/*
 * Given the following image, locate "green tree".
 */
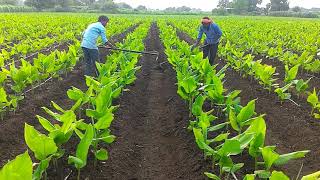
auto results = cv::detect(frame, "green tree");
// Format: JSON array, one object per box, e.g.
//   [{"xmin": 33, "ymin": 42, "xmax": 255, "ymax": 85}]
[
  {"xmin": 56, "ymin": 0, "xmax": 72, "ymax": 7},
  {"xmin": 217, "ymin": 0, "xmax": 230, "ymax": 9},
  {"xmin": 135, "ymin": 5, "xmax": 147, "ymax": 11},
  {"xmin": 248, "ymin": 0, "xmax": 262, "ymax": 12},
  {"xmin": 24, "ymin": 0, "xmax": 55, "ymax": 10},
  {"xmin": 116, "ymin": 2, "xmax": 132, "ymax": 9},
  {"xmin": 232, "ymin": 0, "xmax": 249, "ymax": 13},
  {"xmin": 0, "ymin": 0, "xmax": 19, "ymax": 5},
  {"xmin": 292, "ymin": 6, "xmax": 301, "ymax": 12},
  {"xmin": 270, "ymin": 0, "xmax": 289, "ymax": 11}
]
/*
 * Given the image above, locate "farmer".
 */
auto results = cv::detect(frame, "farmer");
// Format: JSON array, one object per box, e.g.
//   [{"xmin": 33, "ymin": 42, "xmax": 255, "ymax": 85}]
[
  {"xmin": 191, "ymin": 17, "xmax": 222, "ymax": 65},
  {"xmin": 81, "ymin": 15, "xmax": 115, "ymax": 76}
]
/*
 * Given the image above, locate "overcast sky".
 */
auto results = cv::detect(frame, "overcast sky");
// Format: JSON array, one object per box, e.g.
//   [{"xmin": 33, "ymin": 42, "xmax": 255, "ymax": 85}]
[{"xmin": 114, "ymin": 0, "xmax": 320, "ymax": 11}]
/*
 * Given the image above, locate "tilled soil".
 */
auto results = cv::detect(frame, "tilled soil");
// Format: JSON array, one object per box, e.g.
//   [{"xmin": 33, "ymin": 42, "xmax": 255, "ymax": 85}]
[
  {"xmin": 0, "ymin": 23, "xmax": 139, "ymax": 168},
  {"xmin": 175, "ymin": 27, "xmax": 320, "ymax": 178},
  {"xmin": 0, "ymin": 23, "xmax": 210, "ymax": 180},
  {"xmin": 75, "ymin": 22, "xmax": 210, "ymax": 180}
]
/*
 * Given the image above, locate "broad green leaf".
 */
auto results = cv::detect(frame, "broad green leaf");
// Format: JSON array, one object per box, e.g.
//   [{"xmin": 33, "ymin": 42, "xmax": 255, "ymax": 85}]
[
  {"xmin": 237, "ymin": 100, "xmax": 256, "ymax": 125},
  {"xmin": 60, "ymin": 110, "xmax": 76, "ymax": 134},
  {"xmin": 68, "ymin": 124, "xmax": 94, "ymax": 169},
  {"xmin": 204, "ymin": 172, "xmax": 221, "ymax": 180},
  {"xmin": 261, "ymin": 146, "xmax": 279, "ymax": 170},
  {"xmin": 229, "ymin": 109, "xmax": 240, "ymax": 131},
  {"xmin": 218, "ymin": 139, "xmax": 242, "ymax": 156},
  {"xmin": 24, "ymin": 123, "xmax": 57, "ymax": 160},
  {"xmin": 33, "ymin": 158, "xmax": 51, "ymax": 180},
  {"xmin": 270, "ymin": 171, "xmax": 289, "ymax": 180},
  {"xmin": 208, "ymin": 122, "xmax": 229, "ymax": 132},
  {"xmin": 243, "ymin": 174, "xmax": 255, "ymax": 180},
  {"xmin": 301, "ymin": 171, "xmax": 320, "ymax": 180},
  {"xmin": 274, "ymin": 150, "xmax": 309, "ymax": 166},
  {"xmin": 37, "ymin": 115, "xmax": 56, "ymax": 132},
  {"xmin": 212, "ymin": 133, "xmax": 229, "ymax": 142},
  {"xmin": 0, "ymin": 151, "xmax": 32, "ymax": 180},
  {"xmin": 95, "ymin": 148, "xmax": 109, "ymax": 161},
  {"xmin": 51, "ymin": 101, "xmax": 65, "ymax": 113},
  {"xmin": 94, "ymin": 112, "xmax": 114, "ymax": 130},
  {"xmin": 254, "ymin": 170, "xmax": 271, "ymax": 179}
]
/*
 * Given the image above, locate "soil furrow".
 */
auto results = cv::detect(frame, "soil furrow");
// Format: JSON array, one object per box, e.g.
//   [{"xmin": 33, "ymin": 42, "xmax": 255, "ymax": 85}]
[
  {"xmin": 174, "ymin": 27, "xmax": 320, "ymax": 177},
  {"xmin": 0, "ymin": 23, "xmax": 140, "ymax": 169},
  {"xmin": 85, "ymin": 22, "xmax": 209, "ymax": 180}
]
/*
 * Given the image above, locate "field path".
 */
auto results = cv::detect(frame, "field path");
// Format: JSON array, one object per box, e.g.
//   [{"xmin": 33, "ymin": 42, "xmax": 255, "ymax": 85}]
[{"xmin": 86, "ymin": 22, "xmax": 209, "ymax": 180}]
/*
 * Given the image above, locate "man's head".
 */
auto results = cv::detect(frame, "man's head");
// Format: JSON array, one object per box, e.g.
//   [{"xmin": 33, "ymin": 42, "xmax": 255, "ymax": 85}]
[
  {"xmin": 98, "ymin": 15, "xmax": 109, "ymax": 27},
  {"xmin": 201, "ymin": 17, "xmax": 212, "ymax": 28}
]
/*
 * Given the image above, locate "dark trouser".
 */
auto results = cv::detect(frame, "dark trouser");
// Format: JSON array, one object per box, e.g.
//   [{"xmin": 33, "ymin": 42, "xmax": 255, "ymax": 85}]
[
  {"xmin": 203, "ymin": 43, "xmax": 219, "ymax": 65},
  {"xmin": 82, "ymin": 47, "xmax": 99, "ymax": 76}
]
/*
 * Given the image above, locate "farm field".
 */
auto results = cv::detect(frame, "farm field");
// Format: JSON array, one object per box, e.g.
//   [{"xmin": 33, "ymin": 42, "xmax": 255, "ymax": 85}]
[{"xmin": 0, "ymin": 13, "xmax": 320, "ymax": 180}]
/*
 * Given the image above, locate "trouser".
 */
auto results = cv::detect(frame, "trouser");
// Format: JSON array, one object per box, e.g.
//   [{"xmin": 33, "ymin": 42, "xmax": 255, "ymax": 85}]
[
  {"xmin": 203, "ymin": 43, "xmax": 219, "ymax": 65},
  {"xmin": 82, "ymin": 47, "xmax": 99, "ymax": 76}
]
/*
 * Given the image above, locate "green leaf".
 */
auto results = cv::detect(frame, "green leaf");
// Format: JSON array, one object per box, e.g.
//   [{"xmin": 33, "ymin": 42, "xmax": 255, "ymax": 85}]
[
  {"xmin": 301, "ymin": 171, "xmax": 320, "ymax": 180},
  {"xmin": 208, "ymin": 122, "xmax": 229, "ymax": 132},
  {"xmin": 237, "ymin": 100, "xmax": 256, "ymax": 125},
  {"xmin": 270, "ymin": 171, "xmax": 289, "ymax": 180},
  {"xmin": 192, "ymin": 95, "xmax": 205, "ymax": 116},
  {"xmin": 95, "ymin": 148, "xmax": 109, "ymax": 161},
  {"xmin": 94, "ymin": 112, "xmax": 114, "ymax": 130},
  {"xmin": 261, "ymin": 146, "xmax": 279, "ymax": 170},
  {"xmin": 243, "ymin": 174, "xmax": 255, "ymax": 180},
  {"xmin": 24, "ymin": 123, "xmax": 57, "ymax": 160},
  {"xmin": 307, "ymin": 88, "xmax": 319, "ymax": 108},
  {"xmin": 204, "ymin": 172, "xmax": 221, "ymax": 180},
  {"xmin": 222, "ymin": 163, "xmax": 244, "ymax": 173},
  {"xmin": 51, "ymin": 101, "xmax": 65, "ymax": 113},
  {"xmin": 229, "ymin": 109, "xmax": 240, "ymax": 132},
  {"xmin": 37, "ymin": 115, "xmax": 56, "ymax": 132},
  {"xmin": 68, "ymin": 124, "xmax": 94, "ymax": 169},
  {"xmin": 274, "ymin": 150, "xmax": 309, "ymax": 166},
  {"xmin": 60, "ymin": 110, "xmax": 76, "ymax": 134},
  {"xmin": 254, "ymin": 170, "xmax": 271, "ymax": 179},
  {"xmin": 0, "ymin": 151, "xmax": 33, "ymax": 180},
  {"xmin": 212, "ymin": 133, "xmax": 229, "ymax": 142},
  {"xmin": 33, "ymin": 158, "xmax": 51, "ymax": 180},
  {"xmin": 218, "ymin": 139, "xmax": 242, "ymax": 156}
]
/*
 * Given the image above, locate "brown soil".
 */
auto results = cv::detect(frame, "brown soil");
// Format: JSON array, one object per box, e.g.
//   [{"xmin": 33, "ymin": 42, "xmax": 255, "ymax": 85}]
[
  {"xmin": 0, "ymin": 23, "xmax": 211, "ymax": 180},
  {"xmin": 0, "ymin": 23, "xmax": 139, "ymax": 167},
  {"xmin": 175, "ymin": 27, "xmax": 320, "ymax": 178}
]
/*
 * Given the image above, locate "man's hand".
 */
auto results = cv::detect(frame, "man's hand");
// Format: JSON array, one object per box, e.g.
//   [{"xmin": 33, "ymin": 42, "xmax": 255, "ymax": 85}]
[{"xmin": 105, "ymin": 41, "xmax": 115, "ymax": 49}]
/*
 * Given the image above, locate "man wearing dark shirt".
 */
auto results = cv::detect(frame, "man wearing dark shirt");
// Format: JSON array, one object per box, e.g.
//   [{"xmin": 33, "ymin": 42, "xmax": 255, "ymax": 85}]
[{"xmin": 191, "ymin": 17, "xmax": 222, "ymax": 65}]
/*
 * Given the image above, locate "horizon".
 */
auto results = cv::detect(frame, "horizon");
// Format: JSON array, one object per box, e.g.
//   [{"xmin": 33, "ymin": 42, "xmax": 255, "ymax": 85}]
[{"xmin": 114, "ymin": 0, "xmax": 320, "ymax": 11}]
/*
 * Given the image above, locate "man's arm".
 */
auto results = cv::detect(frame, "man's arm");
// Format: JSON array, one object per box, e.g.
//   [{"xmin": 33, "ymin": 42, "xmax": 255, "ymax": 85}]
[
  {"xmin": 191, "ymin": 26, "xmax": 203, "ymax": 51},
  {"xmin": 214, "ymin": 24, "xmax": 222, "ymax": 39},
  {"xmin": 100, "ymin": 26, "xmax": 115, "ymax": 48}
]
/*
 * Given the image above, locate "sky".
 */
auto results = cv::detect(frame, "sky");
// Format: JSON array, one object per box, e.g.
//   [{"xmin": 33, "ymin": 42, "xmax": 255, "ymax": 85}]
[{"xmin": 114, "ymin": 0, "xmax": 320, "ymax": 11}]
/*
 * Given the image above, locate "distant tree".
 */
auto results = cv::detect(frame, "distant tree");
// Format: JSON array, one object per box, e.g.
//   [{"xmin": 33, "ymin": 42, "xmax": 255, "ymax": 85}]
[
  {"xmin": 93, "ymin": 0, "xmax": 117, "ymax": 12},
  {"xmin": 135, "ymin": 5, "xmax": 147, "ymax": 11},
  {"xmin": 116, "ymin": 2, "xmax": 132, "ymax": 9},
  {"xmin": 248, "ymin": 0, "xmax": 262, "ymax": 12},
  {"xmin": 164, "ymin": 7, "xmax": 176, "ymax": 12},
  {"xmin": 56, "ymin": 0, "xmax": 72, "ymax": 7},
  {"xmin": 176, "ymin": 6, "xmax": 191, "ymax": 12},
  {"xmin": 232, "ymin": 0, "xmax": 249, "ymax": 13},
  {"xmin": 25, "ymin": 0, "xmax": 55, "ymax": 10},
  {"xmin": 217, "ymin": 0, "xmax": 230, "ymax": 9},
  {"xmin": 0, "ymin": 0, "xmax": 19, "ymax": 5},
  {"xmin": 292, "ymin": 6, "xmax": 301, "ymax": 12},
  {"xmin": 270, "ymin": 0, "xmax": 289, "ymax": 11}
]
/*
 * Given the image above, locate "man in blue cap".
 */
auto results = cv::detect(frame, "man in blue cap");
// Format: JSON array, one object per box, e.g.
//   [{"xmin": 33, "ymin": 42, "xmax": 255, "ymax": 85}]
[
  {"xmin": 191, "ymin": 17, "xmax": 222, "ymax": 65},
  {"xmin": 81, "ymin": 15, "xmax": 115, "ymax": 76}
]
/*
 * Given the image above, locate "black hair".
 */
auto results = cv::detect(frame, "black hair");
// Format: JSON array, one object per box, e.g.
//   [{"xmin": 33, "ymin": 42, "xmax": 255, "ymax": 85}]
[
  {"xmin": 98, "ymin": 15, "xmax": 109, "ymax": 22},
  {"xmin": 202, "ymin": 17, "xmax": 210, "ymax": 20}
]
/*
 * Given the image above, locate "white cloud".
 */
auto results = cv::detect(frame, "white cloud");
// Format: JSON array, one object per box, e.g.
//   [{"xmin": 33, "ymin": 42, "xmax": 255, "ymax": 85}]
[{"xmin": 114, "ymin": 0, "xmax": 320, "ymax": 11}]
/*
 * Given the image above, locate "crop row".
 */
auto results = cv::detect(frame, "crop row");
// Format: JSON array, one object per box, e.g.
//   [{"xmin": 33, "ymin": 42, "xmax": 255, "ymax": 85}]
[{"xmin": 0, "ymin": 21, "xmax": 150, "ymax": 180}]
